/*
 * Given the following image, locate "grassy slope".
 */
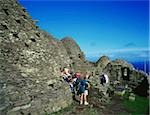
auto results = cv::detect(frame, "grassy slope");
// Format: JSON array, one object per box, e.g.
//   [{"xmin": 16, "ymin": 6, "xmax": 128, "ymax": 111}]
[{"xmin": 123, "ymin": 94, "xmax": 149, "ymax": 115}]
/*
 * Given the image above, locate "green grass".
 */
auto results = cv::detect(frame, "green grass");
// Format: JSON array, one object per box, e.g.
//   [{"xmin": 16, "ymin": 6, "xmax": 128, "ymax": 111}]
[{"xmin": 123, "ymin": 94, "xmax": 149, "ymax": 115}]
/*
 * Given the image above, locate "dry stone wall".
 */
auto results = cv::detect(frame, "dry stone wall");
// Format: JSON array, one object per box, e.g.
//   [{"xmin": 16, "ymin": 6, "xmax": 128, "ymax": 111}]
[{"xmin": 0, "ymin": 0, "xmax": 72, "ymax": 114}]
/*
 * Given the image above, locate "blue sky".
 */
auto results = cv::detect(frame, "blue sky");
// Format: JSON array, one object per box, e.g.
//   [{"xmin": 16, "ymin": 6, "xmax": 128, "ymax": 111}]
[{"xmin": 18, "ymin": 0, "xmax": 149, "ymax": 62}]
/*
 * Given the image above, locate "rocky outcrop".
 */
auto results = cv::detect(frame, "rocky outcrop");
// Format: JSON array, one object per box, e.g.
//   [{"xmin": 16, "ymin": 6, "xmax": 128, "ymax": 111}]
[{"xmin": 0, "ymin": 0, "xmax": 72, "ymax": 114}]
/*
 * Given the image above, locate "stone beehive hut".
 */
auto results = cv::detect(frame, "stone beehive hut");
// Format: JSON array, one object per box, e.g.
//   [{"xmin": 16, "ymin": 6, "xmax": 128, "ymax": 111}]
[
  {"xmin": 95, "ymin": 56, "xmax": 110, "ymax": 74},
  {"xmin": 103, "ymin": 59, "xmax": 134, "ymax": 81},
  {"xmin": 0, "ymin": 0, "xmax": 73, "ymax": 114},
  {"xmin": 61, "ymin": 37, "xmax": 95, "ymax": 73}
]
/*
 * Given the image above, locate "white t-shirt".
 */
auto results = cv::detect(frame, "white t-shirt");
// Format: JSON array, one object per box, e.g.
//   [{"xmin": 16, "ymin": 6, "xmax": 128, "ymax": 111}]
[{"xmin": 104, "ymin": 74, "xmax": 109, "ymax": 83}]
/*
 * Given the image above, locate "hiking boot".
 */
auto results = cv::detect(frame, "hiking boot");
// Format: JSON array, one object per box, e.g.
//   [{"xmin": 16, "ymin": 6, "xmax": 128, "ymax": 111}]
[{"xmin": 84, "ymin": 101, "xmax": 89, "ymax": 105}]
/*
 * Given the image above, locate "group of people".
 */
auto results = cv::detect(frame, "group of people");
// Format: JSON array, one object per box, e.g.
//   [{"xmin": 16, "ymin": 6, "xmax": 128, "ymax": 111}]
[
  {"xmin": 60, "ymin": 65, "xmax": 109, "ymax": 106},
  {"xmin": 60, "ymin": 66, "xmax": 90, "ymax": 105}
]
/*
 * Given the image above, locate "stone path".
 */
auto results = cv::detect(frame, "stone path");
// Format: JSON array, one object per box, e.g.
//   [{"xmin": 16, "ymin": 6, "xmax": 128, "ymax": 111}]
[{"xmin": 52, "ymin": 88, "xmax": 131, "ymax": 115}]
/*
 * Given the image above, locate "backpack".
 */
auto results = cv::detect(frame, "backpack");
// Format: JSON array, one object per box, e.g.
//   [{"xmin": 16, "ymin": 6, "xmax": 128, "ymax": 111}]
[{"xmin": 76, "ymin": 79, "xmax": 89, "ymax": 95}]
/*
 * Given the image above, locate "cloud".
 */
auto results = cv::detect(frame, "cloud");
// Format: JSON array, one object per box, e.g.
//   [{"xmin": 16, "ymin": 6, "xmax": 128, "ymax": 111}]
[
  {"xmin": 86, "ymin": 47, "xmax": 149, "ymax": 55},
  {"xmin": 85, "ymin": 47, "xmax": 149, "ymax": 62},
  {"xmin": 124, "ymin": 42, "xmax": 136, "ymax": 47},
  {"xmin": 112, "ymin": 48, "xmax": 149, "ymax": 53},
  {"xmin": 89, "ymin": 42, "xmax": 96, "ymax": 47}
]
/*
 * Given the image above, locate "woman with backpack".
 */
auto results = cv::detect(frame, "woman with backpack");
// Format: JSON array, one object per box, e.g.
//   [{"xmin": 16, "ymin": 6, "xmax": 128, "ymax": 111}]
[{"xmin": 78, "ymin": 73, "xmax": 90, "ymax": 105}]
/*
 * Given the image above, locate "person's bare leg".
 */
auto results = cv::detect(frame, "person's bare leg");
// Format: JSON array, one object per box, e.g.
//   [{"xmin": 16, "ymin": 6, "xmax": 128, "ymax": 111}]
[
  {"xmin": 84, "ymin": 94, "xmax": 87, "ymax": 102},
  {"xmin": 80, "ymin": 93, "xmax": 83, "ymax": 105},
  {"xmin": 84, "ymin": 90, "xmax": 89, "ymax": 105}
]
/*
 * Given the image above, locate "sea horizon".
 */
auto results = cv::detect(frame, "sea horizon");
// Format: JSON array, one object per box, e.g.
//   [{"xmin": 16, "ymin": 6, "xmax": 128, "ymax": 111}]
[{"xmin": 130, "ymin": 61, "xmax": 149, "ymax": 75}]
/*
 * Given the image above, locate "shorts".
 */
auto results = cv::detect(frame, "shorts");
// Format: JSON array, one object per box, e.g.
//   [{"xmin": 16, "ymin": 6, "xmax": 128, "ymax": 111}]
[{"xmin": 84, "ymin": 90, "xmax": 88, "ymax": 95}]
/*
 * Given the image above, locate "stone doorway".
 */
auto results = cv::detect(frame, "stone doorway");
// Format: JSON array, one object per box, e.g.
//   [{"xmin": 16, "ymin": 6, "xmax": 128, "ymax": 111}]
[{"xmin": 122, "ymin": 67, "xmax": 130, "ymax": 81}]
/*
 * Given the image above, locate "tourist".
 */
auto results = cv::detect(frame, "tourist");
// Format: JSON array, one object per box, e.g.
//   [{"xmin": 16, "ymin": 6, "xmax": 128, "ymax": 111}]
[
  {"xmin": 78, "ymin": 73, "xmax": 90, "ymax": 105},
  {"xmin": 60, "ymin": 65, "xmax": 74, "ymax": 92},
  {"xmin": 100, "ymin": 73, "xmax": 109, "ymax": 86}
]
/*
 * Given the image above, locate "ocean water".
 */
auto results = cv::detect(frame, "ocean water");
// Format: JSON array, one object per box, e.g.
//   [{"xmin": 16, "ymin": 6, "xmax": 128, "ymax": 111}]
[{"xmin": 130, "ymin": 61, "xmax": 149, "ymax": 74}]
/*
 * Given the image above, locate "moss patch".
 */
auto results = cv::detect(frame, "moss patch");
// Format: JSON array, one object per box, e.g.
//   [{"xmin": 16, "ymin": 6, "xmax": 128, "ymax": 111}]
[{"xmin": 123, "ymin": 94, "xmax": 149, "ymax": 114}]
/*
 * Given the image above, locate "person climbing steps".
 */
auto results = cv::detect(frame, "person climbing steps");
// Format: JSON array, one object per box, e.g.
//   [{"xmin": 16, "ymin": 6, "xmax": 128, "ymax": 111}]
[{"xmin": 77, "ymin": 72, "xmax": 90, "ymax": 105}]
